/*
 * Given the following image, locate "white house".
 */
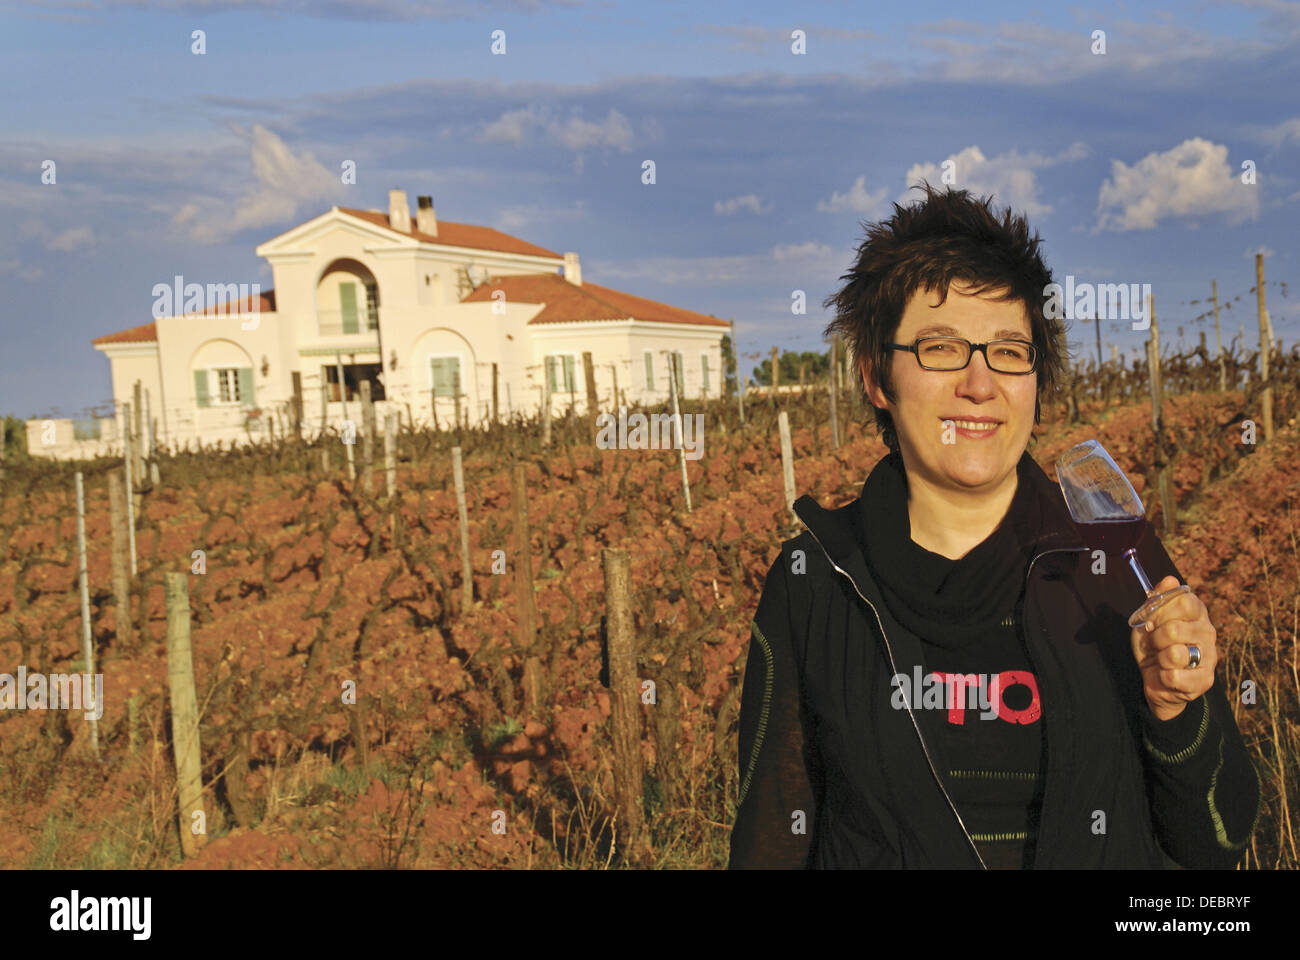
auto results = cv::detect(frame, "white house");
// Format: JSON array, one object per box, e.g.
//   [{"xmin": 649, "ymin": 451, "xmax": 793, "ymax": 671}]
[{"xmin": 35, "ymin": 190, "xmax": 730, "ymax": 458}]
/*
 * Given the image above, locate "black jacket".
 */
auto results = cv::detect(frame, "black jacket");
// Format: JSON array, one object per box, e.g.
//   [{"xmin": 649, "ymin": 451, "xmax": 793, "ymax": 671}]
[{"xmin": 728, "ymin": 452, "xmax": 1261, "ymax": 868}]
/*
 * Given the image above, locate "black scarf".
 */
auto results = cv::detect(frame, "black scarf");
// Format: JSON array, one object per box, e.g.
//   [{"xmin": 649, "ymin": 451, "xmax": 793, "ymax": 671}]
[{"xmin": 858, "ymin": 450, "xmax": 1047, "ymax": 648}]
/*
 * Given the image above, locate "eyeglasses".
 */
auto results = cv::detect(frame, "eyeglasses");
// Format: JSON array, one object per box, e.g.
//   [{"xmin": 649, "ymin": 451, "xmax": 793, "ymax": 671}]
[{"xmin": 886, "ymin": 337, "xmax": 1038, "ymax": 375}]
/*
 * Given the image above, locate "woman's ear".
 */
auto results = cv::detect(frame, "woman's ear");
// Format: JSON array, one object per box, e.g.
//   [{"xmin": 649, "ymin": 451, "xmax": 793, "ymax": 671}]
[{"xmin": 859, "ymin": 355, "xmax": 888, "ymax": 410}]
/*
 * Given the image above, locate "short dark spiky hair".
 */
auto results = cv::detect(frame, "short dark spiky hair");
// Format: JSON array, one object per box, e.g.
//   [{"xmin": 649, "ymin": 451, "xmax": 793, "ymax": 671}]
[{"xmin": 822, "ymin": 181, "xmax": 1067, "ymax": 456}]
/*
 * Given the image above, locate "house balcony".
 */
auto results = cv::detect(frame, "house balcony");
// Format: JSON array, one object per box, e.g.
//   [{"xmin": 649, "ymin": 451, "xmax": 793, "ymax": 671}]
[{"xmin": 314, "ymin": 307, "xmax": 383, "ymax": 339}]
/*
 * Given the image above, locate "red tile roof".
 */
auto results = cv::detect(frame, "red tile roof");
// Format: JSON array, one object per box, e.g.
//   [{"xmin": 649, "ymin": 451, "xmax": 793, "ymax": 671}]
[
  {"xmin": 94, "ymin": 291, "xmax": 276, "ymax": 344},
  {"xmin": 461, "ymin": 273, "xmax": 729, "ymax": 328},
  {"xmin": 92, "ymin": 321, "xmax": 158, "ymax": 345},
  {"xmin": 339, "ymin": 208, "xmax": 562, "ymax": 260},
  {"xmin": 187, "ymin": 290, "xmax": 276, "ymax": 316}
]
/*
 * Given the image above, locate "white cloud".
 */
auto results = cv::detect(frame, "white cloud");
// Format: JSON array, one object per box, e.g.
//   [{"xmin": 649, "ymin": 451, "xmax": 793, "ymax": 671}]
[
  {"xmin": 1244, "ymin": 245, "xmax": 1274, "ymax": 258},
  {"xmin": 479, "ymin": 104, "xmax": 635, "ymax": 152},
  {"xmin": 1256, "ymin": 117, "xmax": 1300, "ymax": 148},
  {"xmin": 494, "ymin": 200, "xmax": 588, "ymax": 233},
  {"xmin": 714, "ymin": 194, "xmax": 771, "ymax": 215},
  {"xmin": 772, "ymin": 241, "xmax": 832, "ymax": 261},
  {"xmin": 817, "ymin": 176, "xmax": 890, "ymax": 216},
  {"xmin": 592, "ymin": 241, "xmax": 843, "ymax": 286},
  {"xmin": 174, "ymin": 123, "xmax": 344, "ymax": 244},
  {"xmin": 0, "ymin": 259, "xmax": 45, "ymax": 282},
  {"xmin": 47, "ymin": 226, "xmax": 95, "ymax": 252},
  {"xmin": 1094, "ymin": 138, "xmax": 1259, "ymax": 231},
  {"xmin": 899, "ymin": 142, "xmax": 1089, "ymax": 218}
]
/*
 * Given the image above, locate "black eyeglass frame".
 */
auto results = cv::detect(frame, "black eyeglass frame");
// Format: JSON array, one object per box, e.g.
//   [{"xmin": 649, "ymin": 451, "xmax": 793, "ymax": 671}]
[{"xmin": 886, "ymin": 337, "xmax": 1039, "ymax": 375}]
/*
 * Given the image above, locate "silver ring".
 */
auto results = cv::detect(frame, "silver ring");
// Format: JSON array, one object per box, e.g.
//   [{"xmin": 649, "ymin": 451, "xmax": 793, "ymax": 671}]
[{"xmin": 1187, "ymin": 644, "xmax": 1201, "ymax": 669}]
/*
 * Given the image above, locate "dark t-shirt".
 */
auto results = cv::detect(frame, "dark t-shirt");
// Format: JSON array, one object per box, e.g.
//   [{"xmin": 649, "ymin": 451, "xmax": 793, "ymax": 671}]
[
  {"xmin": 919, "ymin": 607, "xmax": 1046, "ymax": 868},
  {"xmin": 861, "ymin": 453, "xmax": 1047, "ymax": 868}
]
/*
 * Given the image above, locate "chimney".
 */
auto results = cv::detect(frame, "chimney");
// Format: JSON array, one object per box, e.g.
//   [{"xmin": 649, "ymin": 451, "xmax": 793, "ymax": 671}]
[
  {"xmin": 388, "ymin": 189, "xmax": 410, "ymax": 233},
  {"xmin": 563, "ymin": 251, "xmax": 582, "ymax": 287},
  {"xmin": 416, "ymin": 195, "xmax": 438, "ymax": 237}
]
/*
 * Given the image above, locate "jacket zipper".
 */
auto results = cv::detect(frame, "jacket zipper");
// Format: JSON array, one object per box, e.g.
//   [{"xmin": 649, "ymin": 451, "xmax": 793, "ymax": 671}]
[
  {"xmin": 801, "ymin": 519, "xmax": 1086, "ymax": 871},
  {"xmin": 1015, "ymin": 543, "xmax": 1088, "ymax": 869}
]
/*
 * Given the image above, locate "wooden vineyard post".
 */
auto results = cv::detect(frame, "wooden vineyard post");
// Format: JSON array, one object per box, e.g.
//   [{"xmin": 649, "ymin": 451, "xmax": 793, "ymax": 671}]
[
  {"xmin": 492, "ymin": 362, "xmax": 499, "ymax": 427},
  {"xmin": 739, "ymin": 375, "xmax": 747, "ymax": 427},
  {"xmin": 108, "ymin": 469, "xmax": 133, "ymax": 648},
  {"xmin": 74, "ymin": 472, "xmax": 99, "ymax": 756},
  {"xmin": 452, "ymin": 446, "xmax": 473, "ymax": 613},
  {"xmin": 512, "ymin": 463, "xmax": 537, "ymax": 651},
  {"xmin": 583, "ymin": 351, "xmax": 598, "ymax": 436},
  {"xmin": 1256, "ymin": 253, "xmax": 1274, "ymax": 444},
  {"xmin": 770, "ymin": 346, "xmax": 780, "ymax": 406},
  {"xmin": 291, "ymin": 370, "xmax": 304, "ymax": 441},
  {"xmin": 667, "ymin": 353, "xmax": 692, "ymax": 512},
  {"xmin": 523, "ymin": 656, "xmax": 545, "ymax": 720},
  {"xmin": 1147, "ymin": 293, "xmax": 1176, "ymax": 536},
  {"xmin": 384, "ymin": 411, "xmax": 397, "ymax": 499},
  {"xmin": 335, "ymin": 353, "xmax": 355, "ymax": 482},
  {"xmin": 601, "ymin": 547, "xmax": 647, "ymax": 867},
  {"xmin": 728, "ymin": 318, "xmax": 737, "ymax": 403},
  {"xmin": 319, "ymin": 383, "xmax": 330, "ymax": 471},
  {"xmin": 452, "ymin": 369, "xmax": 463, "ymax": 444},
  {"xmin": 164, "ymin": 573, "xmax": 206, "ymax": 857},
  {"xmin": 384, "ymin": 411, "xmax": 398, "ymax": 547},
  {"xmin": 133, "ymin": 380, "xmax": 145, "ymax": 485},
  {"xmin": 829, "ymin": 338, "xmax": 840, "ymax": 450},
  {"xmin": 608, "ymin": 363, "xmax": 620, "ymax": 415},
  {"xmin": 541, "ymin": 368, "xmax": 552, "ymax": 449},
  {"xmin": 359, "ymin": 379, "xmax": 374, "ymax": 494},
  {"xmin": 121, "ymin": 401, "xmax": 138, "ymax": 575},
  {"xmin": 143, "ymin": 387, "xmax": 155, "ymax": 488},
  {"xmin": 1212, "ymin": 280, "xmax": 1226, "ymax": 393},
  {"xmin": 778, "ymin": 410, "xmax": 797, "ymax": 525}
]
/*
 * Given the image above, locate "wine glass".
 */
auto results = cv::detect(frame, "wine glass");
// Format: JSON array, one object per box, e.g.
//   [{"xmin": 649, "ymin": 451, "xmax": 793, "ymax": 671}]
[{"xmin": 1055, "ymin": 439, "xmax": 1191, "ymax": 628}]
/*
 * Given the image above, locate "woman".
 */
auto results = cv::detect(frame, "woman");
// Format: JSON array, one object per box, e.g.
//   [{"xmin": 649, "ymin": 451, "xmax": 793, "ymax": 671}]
[{"xmin": 728, "ymin": 184, "xmax": 1260, "ymax": 869}]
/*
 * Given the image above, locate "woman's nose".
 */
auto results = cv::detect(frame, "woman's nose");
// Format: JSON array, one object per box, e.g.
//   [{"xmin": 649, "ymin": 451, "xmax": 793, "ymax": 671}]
[{"xmin": 958, "ymin": 350, "xmax": 998, "ymax": 395}]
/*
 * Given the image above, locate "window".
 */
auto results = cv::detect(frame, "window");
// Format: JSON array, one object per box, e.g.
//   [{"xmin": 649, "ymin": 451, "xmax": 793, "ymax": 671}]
[
  {"xmin": 546, "ymin": 354, "xmax": 576, "ymax": 393},
  {"xmin": 701, "ymin": 353, "xmax": 711, "ymax": 392},
  {"xmin": 340, "ymin": 282, "xmax": 359, "ymax": 334},
  {"xmin": 670, "ymin": 351, "xmax": 684, "ymax": 397},
  {"xmin": 644, "ymin": 351, "xmax": 654, "ymax": 390},
  {"xmin": 364, "ymin": 282, "xmax": 379, "ymax": 331},
  {"xmin": 430, "ymin": 356, "xmax": 462, "ymax": 398},
  {"xmin": 196, "ymin": 367, "xmax": 253, "ymax": 408},
  {"xmin": 216, "ymin": 368, "xmax": 240, "ymax": 403},
  {"xmin": 73, "ymin": 418, "xmax": 101, "ymax": 441},
  {"xmin": 324, "ymin": 363, "xmax": 384, "ymax": 402}
]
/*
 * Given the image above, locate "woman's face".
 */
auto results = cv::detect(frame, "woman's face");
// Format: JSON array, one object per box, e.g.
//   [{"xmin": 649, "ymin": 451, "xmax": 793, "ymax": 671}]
[{"xmin": 862, "ymin": 282, "xmax": 1039, "ymax": 495}]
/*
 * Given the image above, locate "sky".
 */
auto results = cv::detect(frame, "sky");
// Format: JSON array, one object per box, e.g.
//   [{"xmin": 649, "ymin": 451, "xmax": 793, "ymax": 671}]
[{"xmin": 1, "ymin": 0, "xmax": 1298, "ymax": 421}]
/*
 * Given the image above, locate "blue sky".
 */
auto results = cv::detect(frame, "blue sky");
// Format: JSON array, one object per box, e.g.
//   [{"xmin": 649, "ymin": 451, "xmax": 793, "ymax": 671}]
[{"xmin": 2, "ymin": 0, "xmax": 1298, "ymax": 420}]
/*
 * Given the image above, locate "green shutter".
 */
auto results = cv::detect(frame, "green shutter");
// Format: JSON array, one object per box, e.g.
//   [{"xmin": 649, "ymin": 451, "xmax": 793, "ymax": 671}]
[
  {"xmin": 238, "ymin": 367, "xmax": 255, "ymax": 406},
  {"xmin": 340, "ymin": 282, "xmax": 358, "ymax": 334},
  {"xmin": 546, "ymin": 356, "xmax": 557, "ymax": 392},
  {"xmin": 364, "ymin": 282, "xmax": 379, "ymax": 331},
  {"xmin": 674, "ymin": 352, "xmax": 684, "ymax": 395},
  {"xmin": 701, "ymin": 354, "xmax": 710, "ymax": 391},
  {"xmin": 431, "ymin": 357, "xmax": 460, "ymax": 397},
  {"xmin": 644, "ymin": 352, "xmax": 654, "ymax": 390},
  {"xmin": 563, "ymin": 355, "xmax": 576, "ymax": 393},
  {"xmin": 194, "ymin": 369, "xmax": 210, "ymax": 408}
]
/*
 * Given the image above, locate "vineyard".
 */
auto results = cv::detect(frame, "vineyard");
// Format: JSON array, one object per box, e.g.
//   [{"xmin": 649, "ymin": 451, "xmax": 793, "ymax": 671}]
[{"xmin": 1, "ymin": 347, "xmax": 1297, "ymax": 869}]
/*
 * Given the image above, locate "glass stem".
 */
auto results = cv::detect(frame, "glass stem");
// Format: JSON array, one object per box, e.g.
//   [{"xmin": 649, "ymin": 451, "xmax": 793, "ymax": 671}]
[{"xmin": 1124, "ymin": 547, "xmax": 1154, "ymax": 596}]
